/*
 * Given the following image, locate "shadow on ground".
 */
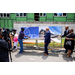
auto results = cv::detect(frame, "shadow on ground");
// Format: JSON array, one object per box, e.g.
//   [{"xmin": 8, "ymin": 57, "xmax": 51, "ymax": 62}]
[
  {"xmin": 62, "ymin": 54, "xmax": 74, "ymax": 62},
  {"xmin": 14, "ymin": 50, "xmax": 59, "ymax": 60}
]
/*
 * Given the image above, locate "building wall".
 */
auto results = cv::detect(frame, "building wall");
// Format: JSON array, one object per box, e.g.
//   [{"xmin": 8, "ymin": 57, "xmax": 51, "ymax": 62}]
[{"xmin": 0, "ymin": 13, "xmax": 75, "ymax": 29}]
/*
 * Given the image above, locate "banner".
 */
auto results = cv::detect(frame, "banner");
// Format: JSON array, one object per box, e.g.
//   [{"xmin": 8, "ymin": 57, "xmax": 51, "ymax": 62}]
[
  {"xmin": 21, "ymin": 26, "xmax": 61, "ymax": 43},
  {"xmin": 49, "ymin": 26, "xmax": 61, "ymax": 43},
  {"xmin": 22, "ymin": 27, "xmax": 39, "ymax": 39}
]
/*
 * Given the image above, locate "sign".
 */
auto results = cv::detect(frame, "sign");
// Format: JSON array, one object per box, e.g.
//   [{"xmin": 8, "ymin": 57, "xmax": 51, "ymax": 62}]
[
  {"xmin": 21, "ymin": 26, "xmax": 61, "ymax": 43},
  {"xmin": 22, "ymin": 27, "xmax": 39, "ymax": 39}
]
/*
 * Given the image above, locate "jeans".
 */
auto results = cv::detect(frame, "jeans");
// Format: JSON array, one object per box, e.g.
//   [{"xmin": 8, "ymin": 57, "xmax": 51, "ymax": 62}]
[
  {"xmin": 44, "ymin": 43, "xmax": 49, "ymax": 54},
  {"xmin": 18, "ymin": 39, "xmax": 23, "ymax": 53}
]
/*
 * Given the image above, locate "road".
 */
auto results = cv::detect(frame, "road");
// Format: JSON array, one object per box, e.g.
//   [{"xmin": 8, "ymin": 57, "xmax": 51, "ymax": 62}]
[{"xmin": 10, "ymin": 49, "xmax": 75, "ymax": 62}]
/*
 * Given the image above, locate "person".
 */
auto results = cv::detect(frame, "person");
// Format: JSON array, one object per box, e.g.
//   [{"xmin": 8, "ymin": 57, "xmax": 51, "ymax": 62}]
[
  {"xmin": 18, "ymin": 28, "xmax": 30, "ymax": 53},
  {"xmin": 0, "ymin": 28, "xmax": 9, "ymax": 62},
  {"xmin": 61, "ymin": 26, "xmax": 69, "ymax": 37},
  {"xmin": 13, "ymin": 30, "xmax": 18, "ymax": 51},
  {"xmin": 64, "ymin": 29, "xmax": 75, "ymax": 57},
  {"xmin": 61, "ymin": 26, "xmax": 69, "ymax": 53},
  {"xmin": 9, "ymin": 32, "xmax": 14, "ymax": 48},
  {"xmin": 44, "ymin": 28, "xmax": 51, "ymax": 56}
]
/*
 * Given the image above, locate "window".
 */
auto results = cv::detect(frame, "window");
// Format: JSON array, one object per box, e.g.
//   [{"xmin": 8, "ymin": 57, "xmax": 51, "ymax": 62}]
[
  {"xmin": 54, "ymin": 13, "xmax": 67, "ymax": 17},
  {"xmin": 39, "ymin": 13, "xmax": 47, "ymax": 17},
  {"xmin": 16, "ymin": 13, "xmax": 27, "ymax": 17},
  {"xmin": 0, "ymin": 13, "xmax": 10, "ymax": 17}
]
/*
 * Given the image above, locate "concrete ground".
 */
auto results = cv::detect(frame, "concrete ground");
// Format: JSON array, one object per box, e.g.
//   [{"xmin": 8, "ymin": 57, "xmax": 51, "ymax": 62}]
[{"xmin": 10, "ymin": 49, "xmax": 75, "ymax": 62}]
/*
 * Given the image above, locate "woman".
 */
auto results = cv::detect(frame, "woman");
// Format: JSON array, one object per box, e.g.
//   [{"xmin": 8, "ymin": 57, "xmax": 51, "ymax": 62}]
[
  {"xmin": 64, "ymin": 29, "xmax": 75, "ymax": 57},
  {"xmin": 13, "ymin": 30, "xmax": 18, "ymax": 51}
]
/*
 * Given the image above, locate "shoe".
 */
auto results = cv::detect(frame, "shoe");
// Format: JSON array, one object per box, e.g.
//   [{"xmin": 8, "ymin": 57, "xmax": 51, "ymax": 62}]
[
  {"xmin": 66, "ymin": 54, "xmax": 70, "ymax": 57},
  {"xmin": 43, "ymin": 52, "xmax": 46, "ymax": 53},
  {"xmin": 44, "ymin": 54, "xmax": 49, "ymax": 56}
]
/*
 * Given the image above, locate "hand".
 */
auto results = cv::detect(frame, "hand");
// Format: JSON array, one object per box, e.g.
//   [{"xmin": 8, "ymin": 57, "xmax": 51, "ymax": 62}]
[
  {"xmin": 44, "ymin": 43, "xmax": 46, "ymax": 44},
  {"xmin": 66, "ymin": 38, "xmax": 69, "ymax": 40},
  {"xmin": 60, "ymin": 35, "xmax": 61, "ymax": 37},
  {"xmin": 28, "ymin": 37, "xmax": 30, "ymax": 38},
  {"xmin": 8, "ymin": 41, "xmax": 10, "ymax": 43}
]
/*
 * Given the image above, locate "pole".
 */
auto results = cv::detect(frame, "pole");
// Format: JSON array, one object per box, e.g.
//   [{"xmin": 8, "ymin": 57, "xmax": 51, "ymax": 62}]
[
  {"xmin": 36, "ymin": 39, "xmax": 38, "ymax": 48},
  {"xmin": 9, "ymin": 51, "xmax": 12, "ymax": 62},
  {"xmin": 61, "ymin": 26, "xmax": 62, "ymax": 49}
]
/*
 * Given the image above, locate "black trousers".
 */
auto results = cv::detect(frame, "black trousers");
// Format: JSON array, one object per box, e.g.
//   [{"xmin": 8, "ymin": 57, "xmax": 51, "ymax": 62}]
[{"xmin": 44, "ymin": 43, "xmax": 49, "ymax": 54}]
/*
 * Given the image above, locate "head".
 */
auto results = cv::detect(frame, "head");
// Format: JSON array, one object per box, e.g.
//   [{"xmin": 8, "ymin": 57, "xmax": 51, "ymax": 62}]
[
  {"xmin": 71, "ymin": 28, "xmax": 74, "ymax": 33},
  {"xmin": 14, "ymin": 31, "xmax": 16, "ymax": 34},
  {"xmin": 46, "ymin": 28, "xmax": 49, "ymax": 31},
  {"xmin": 0, "ymin": 28, "xmax": 2, "ymax": 39},
  {"xmin": 65, "ymin": 26, "xmax": 69, "ymax": 30},
  {"xmin": 69, "ymin": 29, "xmax": 71, "ymax": 33},
  {"xmin": 14, "ymin": 30, "xmax": 17, "ymax": 34},
  {"xmin": 69, "ymin": 28, "xmax": 74, "ymax": 33},
  {"xmin": 21, "ymin": 28, "xmax": 25, "ymax": 32}
]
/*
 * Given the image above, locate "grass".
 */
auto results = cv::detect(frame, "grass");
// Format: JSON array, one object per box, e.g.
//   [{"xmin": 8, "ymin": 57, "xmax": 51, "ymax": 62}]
[{"xmin": 17, "ymin": 38, "xmax": 65, "ymax": 48}]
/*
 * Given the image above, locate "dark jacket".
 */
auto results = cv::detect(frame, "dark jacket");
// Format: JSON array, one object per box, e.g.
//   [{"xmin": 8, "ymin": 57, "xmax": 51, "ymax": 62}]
[
  {"xmin": 64, "ymin": 33, "xmax": 75, "ymax": 50},
  {"xmin": 62, "ymin": 30, "xmax": 69, "ymax": 37},
  {"xmin": 44, "ymin": 31, "xmax": 51, "ymax": 44},
  {"xmin": 18, "ymin": 31, "xmax": 24, "ymax": 40},
  {"xmin": 0, "ymin": 38, "xmax": 9, "ymax": 62}
]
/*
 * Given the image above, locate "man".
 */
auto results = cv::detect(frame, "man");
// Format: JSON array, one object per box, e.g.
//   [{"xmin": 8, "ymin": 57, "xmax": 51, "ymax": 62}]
[
  {"xmin": 44, "ymin": 28, "xmax": 51, "ymax": 56},
  {"xmin": 18, "ymin": 28, "xmax": 30, "ymax": 53},
  {"xmin": 61, "ymin": 26, "xmax": 69, "ymax": 53},
  {"xmin": 61, "ymin": 26, "xmax": 69, "ymax": 37},
  {"xmin": 0, "ymin": 28, "xmax": 9, "ymax": 62}
]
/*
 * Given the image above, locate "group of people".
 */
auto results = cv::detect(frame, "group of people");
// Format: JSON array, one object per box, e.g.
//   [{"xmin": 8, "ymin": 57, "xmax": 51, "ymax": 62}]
[
  {"xmin": 43, "ymin": 26, "xmax": 75, "ymax": 57},
  {"xmin": 0, "ymin": 26, "xmax": 75, "ymax": 62},
  {"xmin": 61, "ymin": 26, "xmax": 75, "ymax": 57}
]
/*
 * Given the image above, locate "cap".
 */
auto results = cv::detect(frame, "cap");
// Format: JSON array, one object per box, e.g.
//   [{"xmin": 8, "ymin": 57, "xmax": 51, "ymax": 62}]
[
  {"xmin": 12, "ymin": 29, "xmax": 17, "ymax": 32},
  {"xmin": 0, "ymin": 28, "xmax": 2, "ymax": 31},
  {"xmin": 21, "ymin": 28, "xmax": 25, "ymax": 30}
]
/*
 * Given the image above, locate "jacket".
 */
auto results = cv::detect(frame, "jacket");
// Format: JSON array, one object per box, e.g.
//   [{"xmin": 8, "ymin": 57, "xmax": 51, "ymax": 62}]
[
  {"xmin": 62, "ymin": 30, "xmax": 69, "ymax": 37},
  {"xmin": 0, "ymin": 38, "xmax": 9, "ymax": 62},
  {"xmin": 44, "ymin": 31, "xmax": 51, "ymax": 44}
]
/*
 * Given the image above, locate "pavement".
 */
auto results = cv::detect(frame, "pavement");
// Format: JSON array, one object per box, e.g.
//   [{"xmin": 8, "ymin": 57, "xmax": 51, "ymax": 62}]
[{"xmin": 10, "ymin": 49, "xmax": 75, "ymax": 62}]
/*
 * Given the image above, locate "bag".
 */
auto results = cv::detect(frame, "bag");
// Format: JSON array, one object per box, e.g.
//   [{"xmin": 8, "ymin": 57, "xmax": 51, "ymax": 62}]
[{"xmin": 65, "ymin": 40, "xmax": 72, "ymax": 46}]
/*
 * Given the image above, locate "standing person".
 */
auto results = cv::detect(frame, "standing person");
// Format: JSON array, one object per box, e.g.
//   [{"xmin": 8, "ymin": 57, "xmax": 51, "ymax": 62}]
[
  {"xmin": 64, "ymin": 29, "xmax": 75, "ymax": 57},
  {"xmin": 0, "ymin": 28, "xmax": 9, "ymax": 62},
  {"xmin": 13, "ymin": 30, "xmax": 18, "ymax": 51},
  {"xmin": 61, "ymin": 26, "xmax": 69, "ymax": 53},
  {"xmin": 44, "ymin": 28, "xmax": 51, "ymax": 56},
  {"xmin": 61, "ymin": 26, "xmax": 69, "ymax": 37},
  {"xmin": 9, "ymin": 32, "xmax": 14, "ymax": 48},
  {"xmin": 18, "ymin": 28, "xmax": 30, "ymax": 53}
]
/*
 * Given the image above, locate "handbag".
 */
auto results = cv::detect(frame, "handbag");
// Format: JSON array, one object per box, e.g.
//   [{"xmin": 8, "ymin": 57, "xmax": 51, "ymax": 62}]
[{"xmin": 65, "ymin": 40, "xmax": 72, "ymax": 46}]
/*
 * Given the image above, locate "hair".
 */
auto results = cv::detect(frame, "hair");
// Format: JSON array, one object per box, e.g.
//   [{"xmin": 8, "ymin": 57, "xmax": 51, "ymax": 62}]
[
  {"xmin": 0, "ymin": 28, "xmax": 2, "ymax": 35},
  {"xmin": 71, "ymin": 28, "xmax": 74, "ymax": 32},
  {"xmin": 46, "ymin": 28, "xmax": 49, "ymax": 31}
]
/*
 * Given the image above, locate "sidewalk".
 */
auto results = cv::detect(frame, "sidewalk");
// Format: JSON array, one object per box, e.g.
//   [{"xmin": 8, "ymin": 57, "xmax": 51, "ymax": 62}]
[{"xmin": 10, "ymin": 49, "xmax": 75, "ymax": 62}]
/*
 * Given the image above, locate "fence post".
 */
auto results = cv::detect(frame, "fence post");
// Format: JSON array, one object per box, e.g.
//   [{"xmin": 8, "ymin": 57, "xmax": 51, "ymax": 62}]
[{"xmin": 36, "ymin": 39, "xmax": 38, "ymax": 49}]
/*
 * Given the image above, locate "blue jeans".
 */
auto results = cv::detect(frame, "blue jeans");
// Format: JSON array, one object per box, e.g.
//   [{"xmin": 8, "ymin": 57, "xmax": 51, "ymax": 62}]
[{"xmin": 18, "ymin": 39, "xmax": 23, "ymax": 53}]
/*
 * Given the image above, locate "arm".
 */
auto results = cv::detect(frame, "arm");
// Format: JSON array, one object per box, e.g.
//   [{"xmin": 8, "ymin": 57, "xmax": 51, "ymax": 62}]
[
  {"xmin": 45, "ymin": 33, "xmax": 50, "ymax": 43},
  {"xmin": 61, "ymin": 31, "xmax": 66, "ymax": 37},
  {"xmin": 66, "ymin": 38, "xmax": 74, "ymax": 40},
  {"xmin": 51, "ymin": 35, "xmax": 59, "ymax": 38},
  {"xmin": 2, "ymin": 40, "xmax": 8, "ymax": 50},
  {"xmin": 24, "ymin": 35, "xmax": 30, "ymax": 38}
]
